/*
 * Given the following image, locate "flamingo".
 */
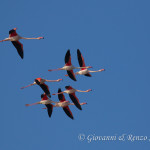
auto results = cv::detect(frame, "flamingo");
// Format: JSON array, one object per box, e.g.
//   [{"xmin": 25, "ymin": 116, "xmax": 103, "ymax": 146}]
[
  {"xmin": 0, "ymin": 28, "xmax": 44, "ymax": 59},
  {"xmin": 26, "ymin": 93, "xmax": 56, "ymax": 117},
  {"xmin": 48, "ymin": 49, "xmax": 92, "ymax": 81},
  {"xmin": 65, "ymin": 49, "xmax": 105, "ymax": 77},
  {"xmin": 21, "ymin": 78, "xmax": 62, "ymax": 97},
  {"xmin": 52, "ymin": 85, "xmax": 91, "ymax": 110}
]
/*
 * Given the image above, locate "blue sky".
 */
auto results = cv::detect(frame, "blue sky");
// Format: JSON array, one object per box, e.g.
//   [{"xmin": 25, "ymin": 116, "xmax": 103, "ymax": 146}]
[{"xmin": 0, "ymin": 0, "xmax": 150, "ymax": 149}]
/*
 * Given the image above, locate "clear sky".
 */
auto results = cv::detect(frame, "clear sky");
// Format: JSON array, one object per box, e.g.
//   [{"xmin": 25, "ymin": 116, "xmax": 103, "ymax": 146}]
[{"xmin": 0, "ymin": 0, "xmax": 150, "ymax": 149}]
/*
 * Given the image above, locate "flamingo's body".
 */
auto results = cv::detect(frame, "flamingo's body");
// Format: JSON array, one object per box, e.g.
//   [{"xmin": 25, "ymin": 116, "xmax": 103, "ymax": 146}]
[
  {"xmin": 0, "ymin": 28, "xmax": 44, "ymax": 59},
  {"xmin": 48, "ymin": 50, "xmax": 92, "ymax": 81},
  {"xmin": 76, "ymin": 49, "xmax": 105, "ymax": 76},
  {"xmin": 26, "ymin": 91, "xmax": 87, "ymax": 119},
  {"xmin": 53, "ymin": 86, "xmax": 91, "ymax": 110},
  {"xmin": 21, "ymin": 77, "xmax": 62, "ymax": 98}
]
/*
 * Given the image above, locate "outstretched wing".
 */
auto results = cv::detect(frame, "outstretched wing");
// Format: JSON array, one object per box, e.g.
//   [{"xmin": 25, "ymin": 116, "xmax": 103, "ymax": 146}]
[
  {"xmin": 69, "ymin": 93, "xmax": 82, "ymax": 110},
  {"xmin": 45, "ymin": 104, "xmax": 53, "ymax": 118},
  {"xmin": 67, "ymin": 70, "xmax": 76, "ymax": 81},
  {"xmin": 77, "ymin": 49, "xmax": 86, "ymax": 69},
  {"xmin": 63, "ymin": 106, "xmax": 74, "ymax": 120},
  {"xmin": 65, "ymin": 49, "xmax": 72, "ymax": 66},
  {"xmin": 11, "ymin": 41, "xmax": 24, "ymax": 59},
  {"xmin": 35, "ymin": 79, "xmax": 51, "ymax": 97},
  {"xmin": 58, "ymin": 88, "xmax": 66, "ymax": 102},
  {"xmin": 40, "ymin": 83, "xmax": 51, "ymax": 97}
]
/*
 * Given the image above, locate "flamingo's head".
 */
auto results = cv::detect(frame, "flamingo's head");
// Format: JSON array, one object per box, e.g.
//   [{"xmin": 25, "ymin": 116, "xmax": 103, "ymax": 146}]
[
  {"xmin": 38, "ymin": 37, "xmax": 44, "ymax": 39},
  {"xmin": 33, "ymin": 81, "xmax": 36, "ymax": 85},
  {"xmin": 34, "ymin": 79, "xmax": 40, "ymax": 85}
]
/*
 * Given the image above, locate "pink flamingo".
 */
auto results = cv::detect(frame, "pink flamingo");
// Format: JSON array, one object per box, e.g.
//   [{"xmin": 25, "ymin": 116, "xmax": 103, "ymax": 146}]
[
  {"xmin": 0, "ymin": 28, "xmax": 44, "ymax": 59},
  {"xmin": 21, "ymin": 78, "xmax": 62, "ymax": 98},
  {"xmin": 26, "ymin": 93, "xmax": 56, "ymax": 117}
]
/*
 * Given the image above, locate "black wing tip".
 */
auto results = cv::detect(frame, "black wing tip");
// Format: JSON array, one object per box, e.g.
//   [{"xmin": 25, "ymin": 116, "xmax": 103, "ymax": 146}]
[
  {"xmin": 77, "ymin": 49, "xmax": 81, "ymax": 53},
  {"xmin": 58, "ymin": 88, "xmax": 62, "ymax": 93},
  {"xmin": 78, "ymin": 106, "xmax": 82, "ymax": 110},
  {"xmin": 72, "ymin": 78, "xmax": 77, "ymax": 81},
  {"xmin": 47, "ymin": 94, "xmax": 51, "ymax": 98},
  {"xmin": 11, "ymin": 41, "xmax": 24, "ymax": 59},
  {"xmin": 69, "ymin": 94, "xmax": 82, "ymax": 110},
  {"xmin": 76, "ymin": 103, "xmax": 82, "ymax": 110},
  {"xmin": 65, "ymin": 49, "xmax": 71, "ymax": 63},
  {"xmin": 48, "ymin": 114, "xmax": 52, "ymax": 118},
  {"xmin": 67, "ymin": 71, "xmax": 77, "ymax": 81},
  {"xmin": 84, "ymin": 75, "xmax": 92, "ymax": 77},
  {"xmin": 71, "ymin": 116, "xmax": 74, "ymax": 120},
  {"xmin": 46, "ymin": 104, "xmax": 53, "ymax": 118},
  {"xmin": 66, "ymin": 49, "xmax": 70, "ymax": 55},
  {"xmin": 84, "ymin": 73, "xmax": 92, "ymax": 77}
]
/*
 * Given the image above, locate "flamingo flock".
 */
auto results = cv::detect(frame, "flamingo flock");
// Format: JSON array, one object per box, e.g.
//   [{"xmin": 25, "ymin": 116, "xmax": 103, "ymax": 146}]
[
  {"xmin": 1, "ymin": 28, "xmax": 105, "ymax": 120},
  {"xmin": 26, "ymin": 90, "xmax": 87, "ymax": 119}
]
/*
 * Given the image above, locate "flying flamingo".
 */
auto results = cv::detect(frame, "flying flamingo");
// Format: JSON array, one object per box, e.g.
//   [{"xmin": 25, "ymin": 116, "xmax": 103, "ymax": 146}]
[
  {"xmin": 65, "ymin": 49, "xmax": 105, "ymax": 77},
  {"xmin": 52, "ymin": 86, "xmax": 91, "ymax": 110},
  {"xmin": 48, "ymin": 49, "xmax": 92, "ymax": 81},
  {"xmin": 21, "ymin": 78, "xmax": 62, "ymax": 97},
  {"xmin": 0, "ymin": 28, "xmax": 44, "ymax": 59},
  {"xmin": 26, "ymin": 93, "xmax": 56, "ymax": 117}
]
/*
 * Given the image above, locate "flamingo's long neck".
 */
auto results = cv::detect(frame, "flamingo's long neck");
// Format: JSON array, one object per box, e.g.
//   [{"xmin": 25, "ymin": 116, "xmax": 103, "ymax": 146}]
[
  {"xmin": 48, "ymin": 68, "xmax": 62, "ymax": 71},
  {"xmin": 21, "ymin": 83, "xmax": 35, "ymax": 89}
]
